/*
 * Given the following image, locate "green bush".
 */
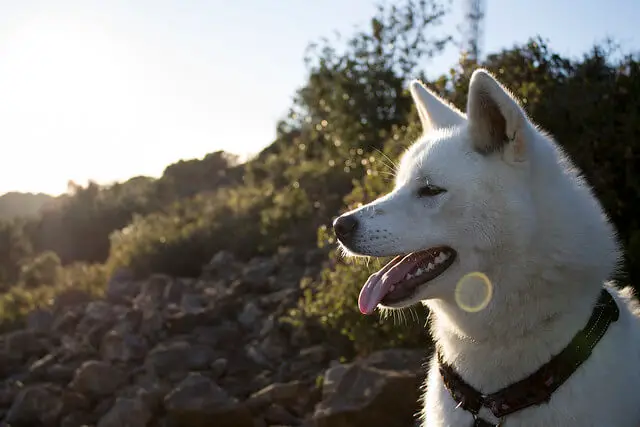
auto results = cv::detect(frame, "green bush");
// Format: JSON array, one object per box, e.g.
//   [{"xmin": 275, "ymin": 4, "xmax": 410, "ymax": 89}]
[
  {"xmin": 19, "ymin": 251, "xmax": 62, "ymax": 289},
  {"xmin": 0, "ymin": 262, "xmax": 106, "ymax": 331},
  {"xmin": 107, "ymin": 185, "xmax": 270, "ymax": 278}
]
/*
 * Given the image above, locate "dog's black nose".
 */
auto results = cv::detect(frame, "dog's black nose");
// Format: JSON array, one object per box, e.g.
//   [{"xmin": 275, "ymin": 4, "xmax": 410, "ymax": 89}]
[{"xmin": 333, "ymin": 215, "xmax": 358, "ymax": 241}]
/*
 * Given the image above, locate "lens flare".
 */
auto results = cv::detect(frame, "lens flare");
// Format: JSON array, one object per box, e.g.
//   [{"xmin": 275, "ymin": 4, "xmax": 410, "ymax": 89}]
[{"xmin": 454, "ymin": 271, "xmax": 493, "ymax": 312}]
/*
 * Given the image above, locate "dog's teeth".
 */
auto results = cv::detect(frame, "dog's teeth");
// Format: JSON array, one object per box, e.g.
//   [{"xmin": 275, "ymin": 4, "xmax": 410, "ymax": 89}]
[
  {"xmin": 390, "ymin": 284, "xmax": 396, "ymax": 292},
  {"xmin": 415, "ymin": 268, "xmax": 423, "ymax": 276},
  {"xmin": 427, "ymin": 262, "xmax": 434, "ymax": 271}
]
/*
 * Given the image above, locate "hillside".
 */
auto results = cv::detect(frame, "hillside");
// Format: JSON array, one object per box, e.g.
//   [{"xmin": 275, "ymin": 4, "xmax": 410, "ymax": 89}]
[
  {"xmin": 0, "ymin": 192, "xmax": 54, "ymax": 220},
  {"xmin": 0, "ymin": 1, "xmax": 638, "ymax": 425}
]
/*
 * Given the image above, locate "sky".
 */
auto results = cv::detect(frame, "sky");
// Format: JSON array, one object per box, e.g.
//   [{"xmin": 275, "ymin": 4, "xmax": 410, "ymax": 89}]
[{"xmin": 0, "ymin": 0, "xmax": 638, "ymax": 196}]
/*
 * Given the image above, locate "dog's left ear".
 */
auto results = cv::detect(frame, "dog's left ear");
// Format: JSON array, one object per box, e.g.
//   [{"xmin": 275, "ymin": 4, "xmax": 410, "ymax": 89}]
[
  {"xmin": 466, "ymin": 69, "xmax": 529, "ymax": 162},
  {"xmin": 410, "ymin": 80, "xmax": 465, "ymax": 132}
]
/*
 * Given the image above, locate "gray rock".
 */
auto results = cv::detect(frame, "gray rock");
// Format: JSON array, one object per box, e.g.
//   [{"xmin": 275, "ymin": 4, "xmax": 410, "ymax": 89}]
[
  {"xmin": 145, "ymin": 341, "xmax": 216, "ymax": 381},
  {"xmin": 313, "ymin": 361, "xmax": 423, "ymax": 427},
  {"xmin": 238, "ymin": 301, "xmax": 263, "ymax": 328},
  {"xmin": 246, "ymin": 381, "xmax": 305, "ymax": 410},
  {"xmin": 26, "ymin": 309, "xmax": 54, "ymax": 333},
  {"xmin": 70, "ymin": 360, "xmax": 126, "ymax": 398},
  {"xmin": 106, "ymin": 268, "xmax": 138, "ymax": 303},
  {"xmin": 164, "ymin": 373, "xmax": 253, "ymax": 427},
  {"xmin": 3, "ymin": 329, "xmax": 49, "ymax": 362},
  {"xmin": 101, "ymin": 330, "xmax": 148, "ymax": 363},
  {"xmin": 97, "ymin": 396, "xmax": 152, "ymax": 427},
  {"xmin": 6, "ymin": 383, "xmax": 86, "ymax": 427}
]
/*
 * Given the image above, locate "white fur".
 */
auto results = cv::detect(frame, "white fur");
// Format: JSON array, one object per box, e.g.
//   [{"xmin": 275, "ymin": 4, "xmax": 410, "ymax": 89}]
[{"xmin": 339, "ymin": 69, "xmax": 640, "ymax": 426}]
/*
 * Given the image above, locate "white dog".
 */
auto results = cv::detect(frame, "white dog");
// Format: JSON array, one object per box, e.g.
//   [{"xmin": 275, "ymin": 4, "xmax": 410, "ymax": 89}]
[{"xmin": 333, "ymin": 69, "xmax": 640, "ymax": 426}]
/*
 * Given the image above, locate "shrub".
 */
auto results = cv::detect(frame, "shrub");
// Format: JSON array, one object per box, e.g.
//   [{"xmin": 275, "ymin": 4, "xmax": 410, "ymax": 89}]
[{"xmin": 0, "ymin": 262, "xmax": 106, "ymax": 331}]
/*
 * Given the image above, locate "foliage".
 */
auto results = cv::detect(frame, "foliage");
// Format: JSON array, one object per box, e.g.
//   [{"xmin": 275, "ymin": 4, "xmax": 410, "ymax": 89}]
[
  {"xmin": 19, "ymin": 251, "xmax": 62, "ymax": 289},
  {"xmin": 0, "ymin": 219, "xmax": 33, "ymax": 290},
  {"xmin": 0, "ymin": 262, "xmax": 106, "ymax": 331},
  {"xmin": 107, "ymin": 184, "xmax": 272, "ymax": 278}
]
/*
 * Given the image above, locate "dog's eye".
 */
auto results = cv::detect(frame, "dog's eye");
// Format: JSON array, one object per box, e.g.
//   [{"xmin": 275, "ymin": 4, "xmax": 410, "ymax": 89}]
[{"xmin": 417, "ymin": 184, "xmax": 446, "ymax": 197}]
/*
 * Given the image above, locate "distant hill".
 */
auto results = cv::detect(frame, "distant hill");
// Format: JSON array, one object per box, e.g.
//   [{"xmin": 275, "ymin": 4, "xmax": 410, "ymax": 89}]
[{"xmin": 0, "ymin": 192, "xmax": 54, "ymax": 220}]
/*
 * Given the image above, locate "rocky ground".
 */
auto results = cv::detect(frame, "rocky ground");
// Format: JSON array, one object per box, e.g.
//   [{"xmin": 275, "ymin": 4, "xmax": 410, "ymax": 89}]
[{"xmin": 0, "ymin": 248, "xmax": 429, "ymax": 427}]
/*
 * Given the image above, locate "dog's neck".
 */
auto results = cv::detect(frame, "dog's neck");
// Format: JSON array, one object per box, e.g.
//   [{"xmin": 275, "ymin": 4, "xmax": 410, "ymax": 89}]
[{"xmin": 425, "ymin": 268, "xmax": 604, "ymax": 394}]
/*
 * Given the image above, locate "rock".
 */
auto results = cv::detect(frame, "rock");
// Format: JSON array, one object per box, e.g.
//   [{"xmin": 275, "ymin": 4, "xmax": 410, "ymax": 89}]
[
  {"xmin": 258, "ymin": 329, "xmax": 288, "ymax": 361},
  {"xmin": 211, "ymin": 358, "xmax": 228, "ymax": 380},
  {"xmin": 304, "ymin": 248, "xmax": 328, "ymax": 266},
  {"xmin": 0, "ymin": 381, "xmax": 20, "ymax": 408},
  {"xmin": 119, "ymin": 382, "xmax": 169, "ymax": 415},
  {"xmin": 5, "ymin": 383, "xmax": 85, "ymax": 426},
  {"xmin": 28, "ymin": 352, "xmax": 56, "ymax": 373},
  {"xmin": 145, "ymin": 341, "xmax": 216, "ymax": 381},
  {"xmin": 246, "ymin": 381, "xmax": 305, "ymax": 410},
  {"xmin": 259, "ymin": 288, "xmax": 298, "ymax": 308},
  {"xmin": 138, "ymin": 274, "xmax": 173, "ymax": 302},
  {"xmin": 70, "ymin": 360, "xmax": 126, "ymax": 398},
  {"xmin": 53, "ymin": 289, "xmax": 92, "ymax": 311},
  {"xmin": 139, "ymin": 309, "xmax": 164, "ymax": 340},
  {"xmin": 93, "ymin": 397, "xmax": 116, "ymax": 421},
  {"xmin": 106, "ymin": 267, "xmax": 138, "ymax": 304},
  {"xmin": 85, "ymin": 301, "xmax": 116, "ymax": 324},
  {"xmin": 204, "ymin": 251, "xmax": 236, "ymax": 276},
  {"xmin": 114, "ymin": 308, "xmax": 143, "ymax": 334},
  {"xmin": 164, "ymin": 373, "xmax": 254, "ymax": 427},
  {"xmin": 238, "ymin": 301, "xmax": 263, "ymax": 328},
  {"xmin": 101, "ymin": 330, "xmax": 148, "ymax": 363},
  {"xmin": 362, "ymin": 348, "xmax": 426, "ymax": 373},
  {"xmin": 97, "ymin": 397, "xmax": 152, "ymax": 427},
  {"xmin": 163, "ymin": 279, "xmax": 187, "ymax": 304},
  {"xmin": 242, "ymin": 257, "xmax": 278, "ymax": 289},
  {"xmin": 246, "ymin": 343, "xmax": 272, "ymax": 367},
  {"xmin": 191, "ymin": 326, "xmax": 219, "ymax": 346},
  {"xmin": 205, "ymin": 321, "xmax": 241, "ymax": 348},
  {"xmin": 313, "ymin": 362, "xmax": 423, "ymax": 427},
  {"xmin": 164, "ymin": 309, "xmax": 214, "ymax": 335},
  {"xmin": 60, "ymin": 411, "xmax": 93, "ymax": 427},
  {"xmin": 180, "ymin": 293, "xmax": 206, "ymax": 313},
  {"xmin": 321, "ymin": 363, "xmax": 352, "ymax": 400},
  {"xmin": 300, "ymin": 345, "xmax": 328, "ymax": 364},
  {"xmin": 3, "ymin": 329, "xmax": 49, "ymax": 362},
  {"xmin": 52, "ymin": 309, "xmax": 84, "ymax": 335},
  {"xmin": 264, "ymin": 403, "xmax": 300, "ymax": 425},
  {"xmin": 26, "ymin": 309, "xmax": 54, "ymax": 333},
  {"xmin": 46, "ymin": 363, "xmax": 77, "ymax": 384}
]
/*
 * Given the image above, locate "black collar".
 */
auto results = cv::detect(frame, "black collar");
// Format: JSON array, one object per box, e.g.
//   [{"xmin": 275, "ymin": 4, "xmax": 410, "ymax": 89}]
[{"xmin": 438, "ymin": 288, "xmax": 620, "ymax": 426}]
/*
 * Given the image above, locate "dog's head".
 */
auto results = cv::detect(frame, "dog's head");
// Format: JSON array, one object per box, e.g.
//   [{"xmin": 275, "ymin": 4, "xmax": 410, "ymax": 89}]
[{"xmin": 334, "ymin": 69, "xmax": 618, "ymax": 316}]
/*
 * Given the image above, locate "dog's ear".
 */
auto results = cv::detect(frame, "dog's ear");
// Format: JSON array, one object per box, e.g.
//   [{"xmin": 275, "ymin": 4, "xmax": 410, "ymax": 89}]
[
  {"xmin": 409, "ymin": 80, "xmax": 465, "ymax": 132},
  {"xmin": 466, "ymin": 69, "xmax": 529, "ymax": 162}
]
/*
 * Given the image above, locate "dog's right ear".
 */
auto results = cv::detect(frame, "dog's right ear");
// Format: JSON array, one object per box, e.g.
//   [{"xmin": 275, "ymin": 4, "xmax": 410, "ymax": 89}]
[
  {"xmin": 466, "ymin": 69, "xmax": 530, "ymax": 162},
  {"xmin": 409, "ymin": 80, "xmax": 465, "ymax": 132}
]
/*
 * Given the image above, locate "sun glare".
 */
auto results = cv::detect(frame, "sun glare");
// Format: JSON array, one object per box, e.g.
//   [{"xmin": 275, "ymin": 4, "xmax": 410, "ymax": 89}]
[
  {"xmin": 0, "ymin": 15, "xmax": 136, "ymax": 195},
  {"xmin": 3, "ymin": 16, "xmax": 129, "ymax": 119}
]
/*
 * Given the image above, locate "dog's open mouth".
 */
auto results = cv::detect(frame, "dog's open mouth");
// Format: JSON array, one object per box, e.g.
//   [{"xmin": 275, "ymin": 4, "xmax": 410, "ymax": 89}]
[{"xmin": 358, "ymin": 246, "xmax": 456, "ymax": 315}]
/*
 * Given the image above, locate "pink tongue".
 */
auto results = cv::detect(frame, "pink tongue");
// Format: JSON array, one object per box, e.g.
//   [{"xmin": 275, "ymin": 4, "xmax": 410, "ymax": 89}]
[{"xmin": 358, "ymin": 253, "xmax": 419, "ymax": 315}]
